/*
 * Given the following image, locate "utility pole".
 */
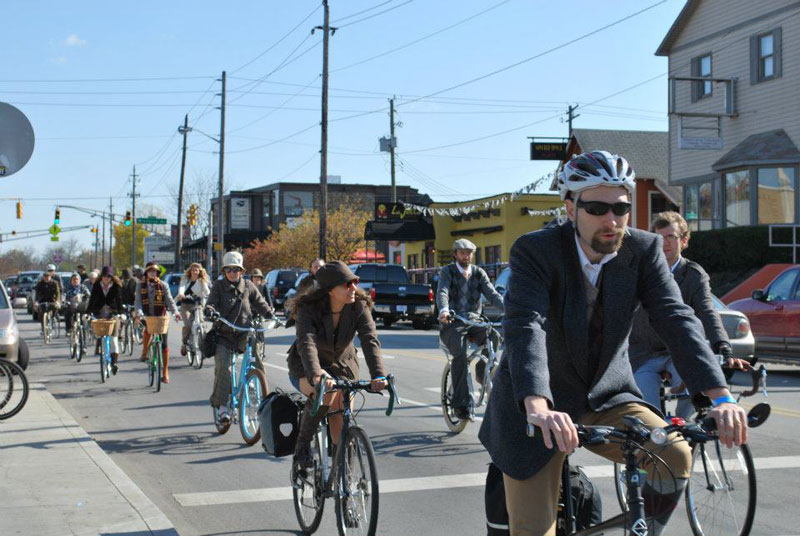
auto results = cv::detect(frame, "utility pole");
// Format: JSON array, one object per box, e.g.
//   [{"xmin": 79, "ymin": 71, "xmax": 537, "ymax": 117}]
[
  {"xmin": 109, "ymin": 197, "xmax": 113, "ymax": 266},
  {"xmin": 317, "ymin": 0, "xmax": 333, "ymax": 259},
  {"xmin": 176, "ymin": 113, "xmax": 189, "ymax": 273},
  {"xmin": 101, "ymin": 210, "xmax": 106, "ymax": 267},
  {"xmin": 567, "ymin": 104, "xmax": 580, "ymax": 136},
  {"xmin": 216, "ymin": 72, "xmax": 226, "ymax": 273},
  {"xmin": 130, "ymin": 165, "xmax": 139, "ymax": 267},
  {"xmin": 389, "ymin": 96, "xmax": 397, "ymax": 203},
  {"xmin": 206, "ymin": 206, "xmax": 213, "ymax": 275}
]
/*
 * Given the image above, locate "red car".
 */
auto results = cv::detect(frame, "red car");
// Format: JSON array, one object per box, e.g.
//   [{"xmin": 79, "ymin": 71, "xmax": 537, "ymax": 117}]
[{"xmin": 728, "ymin": 265, "xmax": 800, "ymax": 363}]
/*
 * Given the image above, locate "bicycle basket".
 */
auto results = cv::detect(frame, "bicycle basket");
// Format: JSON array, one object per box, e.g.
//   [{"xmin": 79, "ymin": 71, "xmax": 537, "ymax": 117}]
[
  {"xmin": 145, "ymin": 316, "xmax": 170, "ymax": 335},
  {"xmin": 92, "ymin": 319, "xmax": 116, "ymax": 337}
]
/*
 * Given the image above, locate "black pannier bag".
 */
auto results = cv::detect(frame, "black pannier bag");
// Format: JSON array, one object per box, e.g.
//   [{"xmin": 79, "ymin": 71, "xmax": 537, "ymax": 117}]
[{"xmin": 258, "ymin": 390, "xmax": 304, "ymax": 457}]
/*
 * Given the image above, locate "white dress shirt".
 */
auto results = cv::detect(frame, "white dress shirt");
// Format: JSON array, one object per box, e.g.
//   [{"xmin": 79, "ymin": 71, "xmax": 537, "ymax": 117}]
[{"xmin": 574, "ymin": 233, "xmax": 617, "ymax": 287}]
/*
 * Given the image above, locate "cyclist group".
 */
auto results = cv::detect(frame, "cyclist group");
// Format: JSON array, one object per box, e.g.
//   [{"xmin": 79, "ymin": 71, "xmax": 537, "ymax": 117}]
[{"xmin": 26, "ymin": 149, "xmax": 756, "ymax": 536}]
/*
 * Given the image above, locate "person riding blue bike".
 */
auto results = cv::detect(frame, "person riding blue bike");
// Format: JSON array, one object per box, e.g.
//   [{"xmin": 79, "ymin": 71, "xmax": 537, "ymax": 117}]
[
  {"xmin": 285, "ymin": 261, "xmax": 388, "ymax": 477},
  {"xmin": 205, "ymin": 251, "xmax": 274, "ymax": 424},
  {"xmin": 436, "ymin": 238, "xmax": 504, "ymax": 420},
  {"xmin": 479, "ymin": 150, "xmax": 748, "ymax": 536}
]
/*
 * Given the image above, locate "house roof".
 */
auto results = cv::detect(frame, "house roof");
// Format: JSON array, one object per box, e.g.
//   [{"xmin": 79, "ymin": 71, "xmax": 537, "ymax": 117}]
[
  {"xmin": 712, "ymin": 129, "xmax": 800, "ymax": 171},
  {"xmin": 567, "ymin": 128, "xmax": 681, "ymax": 206},
  {"xmin": 655, "ymin": 0, "xmax": 701, "ymax": 56}
]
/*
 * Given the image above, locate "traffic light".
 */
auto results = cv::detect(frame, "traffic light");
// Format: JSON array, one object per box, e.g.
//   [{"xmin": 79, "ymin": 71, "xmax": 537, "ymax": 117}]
[
  {"xmin": 11, "ymin": 230, "xmax": 17, "ymax": 236},
  {"xmin": 187, "ymin": 203, "xmax": 198, "ymax": 226},
  {"xmin": 124, "ymin": 210, "xmax": 131, "ymax": 226},
  {"xmin": 54, "ymin": 208, "xmax": 61, "ymax": 225},
  {"xmin": 91, "ymin": 227, "xmax": 98, "ymax": 234},
  {"xmin": 15, "ymin": 201, "xmax": 22, "ymax": 219}
]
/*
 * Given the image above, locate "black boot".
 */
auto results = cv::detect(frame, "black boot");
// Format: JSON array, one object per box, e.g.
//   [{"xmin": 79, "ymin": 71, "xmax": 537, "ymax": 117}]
[
  {"xmin": 111, "ymin": 353, "xmax": 119, "ymax": 375},
  {"xmin": 293, "ymin": 399, "xmax": 329, "ymax": 478}
]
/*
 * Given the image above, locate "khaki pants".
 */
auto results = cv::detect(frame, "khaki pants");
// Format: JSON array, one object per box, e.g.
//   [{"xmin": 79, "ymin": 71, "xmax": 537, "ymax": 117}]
[
  {"xmin": 210, "ymin": 343, "xmax": 267, "ymax": 407},
  {"xmin": 503, "ymin": 402, "xmax": 692, "ymax": 536}
]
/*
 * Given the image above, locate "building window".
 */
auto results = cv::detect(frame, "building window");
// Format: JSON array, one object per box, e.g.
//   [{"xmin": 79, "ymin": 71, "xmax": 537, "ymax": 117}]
[
  {"xmin": 685, "ymin": 182, "xmax": 716, "ymax": 230},
  {"xmin": 751, "ymin": 28, "xmax": 782, "ymax": 83},
  {"xmin": 407, "ymin": 254, "xmax": 418, "ymax": 269},
  {"xmin": 283, "ymin": 191, "xmax": 314, "ymax": 217},
  {"xmin": 758, "ymin": 167, "xmax": 796, "ymax": 224},
  {"xmin": 474, "ymin": 248, "xmax": 482, "ymax": 266},
  {"xmin": 692, "ymin": 53, "xmax": 712, "ymax": 101},
  {"xmin": 725, "ymin": 170, "xmax": 750, "ymax": 226},
  {"xmin": 649, "ymin": 192, "xmax": 680, "ymax": 227},
  {"xmin": 485, "ymin": 245, "xmax": 501, "ymax": 265}
]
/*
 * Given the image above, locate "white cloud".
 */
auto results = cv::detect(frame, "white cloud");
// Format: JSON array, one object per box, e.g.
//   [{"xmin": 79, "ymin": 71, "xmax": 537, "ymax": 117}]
[{"xmin": 64, "ymin": 34, "xmax": 87, "ymax": 47}]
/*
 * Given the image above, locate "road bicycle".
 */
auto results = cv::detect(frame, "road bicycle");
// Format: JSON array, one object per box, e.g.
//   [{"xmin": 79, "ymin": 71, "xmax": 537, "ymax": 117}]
[
  {"xmin": 91, "ymin": 316, "xmax": 119, "ymax": 383},
  {"xmin": 292, "ymin": 374, "xmax": 399, "ymax": 536},
  {"xmin": 182, "ymin": 297, "xmax": 206, "ymax": 369},
  {"xmin": 527, "ymin": 403, "xmax": 770, "ymax": 536},
  {"xmin": 143, "ymin": 316, "xmax": 170, "ymax": 393},
  {"xmin": 209, "ymin": 314, "xmax": 281, "ymax": 445},
  {"xmin": 439, "ymin": 310, "xmax": 503, "ymax": 433},
  {"xmin": 0, "ymin": 357, "xmax": 29, "ymax": 419},
  {"xmin": 39, "ymin": 302, "xmax": 59, "ymax": 344},
  {"xmin": 119, "ymin": 304, "xmax": 137, "ymax": 356},
  {"xmin": 614, "ymin": 361, "xmax": 768, "ymax": 536}
]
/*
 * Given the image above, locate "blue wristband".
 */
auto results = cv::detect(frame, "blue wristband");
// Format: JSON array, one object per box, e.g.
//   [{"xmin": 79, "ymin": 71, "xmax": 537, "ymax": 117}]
[
  {"xmin": 712, "ymin": 395, "xmax": 737, "ymax": 407},
  {"xmin": 373, "ymin": 376, "xmax": 386, "ymax": 381}
]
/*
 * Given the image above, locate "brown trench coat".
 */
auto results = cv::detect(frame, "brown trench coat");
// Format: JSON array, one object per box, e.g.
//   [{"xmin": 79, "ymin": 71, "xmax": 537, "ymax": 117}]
[{"xmin": 287, "ymin": 297, "xmax": 386, "ymax": 383}]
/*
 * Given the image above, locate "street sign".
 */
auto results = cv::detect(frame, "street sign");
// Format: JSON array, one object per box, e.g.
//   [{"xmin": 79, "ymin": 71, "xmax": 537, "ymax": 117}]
[
  {"xmin": 137, "ymin": 217, "xmax": 167, "ymax": 225},
  {"xmin": 50, "ymin": 236, "xmax": 59, "ymax": 242},
  {"xmin": 49, "ymin": 224, "xmax": 61, "ymax": 235},
  {"xmin": 213, "ymin": 242, "xmax": 223, "ymax": 252},
  {"xmin": 53, "ymin": 253, "xmax": 63, "ymax": 263},
  {"xmin": 530, "ymin": 141, "xmax": 567, "ymax": 161},
  {"xmin": 147, "ymin": 251, "xmax": 175, "ymax": 264}
]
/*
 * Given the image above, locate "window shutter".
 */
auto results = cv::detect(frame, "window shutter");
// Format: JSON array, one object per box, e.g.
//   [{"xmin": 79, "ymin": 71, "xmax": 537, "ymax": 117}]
[
  {"xmin": 691, "ymin": 57, "xmax": 700, "ymax": 102},
  {"xmin": 750, "ymin": 35, "xmax": 759, "ymax": 84},
  {"xmin": 774, "ymin": 27, "xmax": 783, "ymax": 78}
]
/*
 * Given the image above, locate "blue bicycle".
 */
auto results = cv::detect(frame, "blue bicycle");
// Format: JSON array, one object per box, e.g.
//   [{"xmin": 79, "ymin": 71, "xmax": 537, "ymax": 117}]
[
  {"xmin": 91, "ymin": 317, "xmax": 118, "ymax": 383},
  {"xmin": 209, "ymin": 315, "xmax": 282, "ymax": 445}
]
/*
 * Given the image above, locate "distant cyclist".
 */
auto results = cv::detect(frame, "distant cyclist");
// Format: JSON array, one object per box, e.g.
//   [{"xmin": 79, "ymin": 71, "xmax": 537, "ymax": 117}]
[
  {"xmin": 63, "ymin": 273, "xmax": 87, "ymax": 355},
  {"xmin": 87, "ymin": 267, "xmax": 124, "ymax": 374},
  {"xmin": 176, "ymin": 262, "xmax": 211, "ymax": 357},
  {"xmin": 33, "ymin": 264, "xmax": 62, "ymax": 337},
  {"xmin": 436, "ymin": 239, "xmax": 504, "ymax": 419},
  {"xmin": 135, "ymin": 262, "xmax": 181, "ymax": 383}
]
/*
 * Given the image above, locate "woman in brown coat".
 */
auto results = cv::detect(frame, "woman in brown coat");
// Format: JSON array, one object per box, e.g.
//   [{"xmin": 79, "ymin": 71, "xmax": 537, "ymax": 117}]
[{"xmin": 286, "ymin": 261, "xmax": 388, "ymax": 472}]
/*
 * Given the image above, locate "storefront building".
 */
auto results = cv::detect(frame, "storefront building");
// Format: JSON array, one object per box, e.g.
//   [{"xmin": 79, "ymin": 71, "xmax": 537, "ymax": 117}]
[{"xmin": 657, "ymin": 0, "xmax": 800, "ymax": 230}]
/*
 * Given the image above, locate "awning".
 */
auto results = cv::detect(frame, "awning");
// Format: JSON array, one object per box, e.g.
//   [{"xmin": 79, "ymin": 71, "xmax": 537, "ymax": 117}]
[
  {"xmin": 713, "ymin": 129, "xmax": 800, "ymax": 171},
  {"xmin": 364, "ymin": 220, "xmax": 435, "ymax": 241}
]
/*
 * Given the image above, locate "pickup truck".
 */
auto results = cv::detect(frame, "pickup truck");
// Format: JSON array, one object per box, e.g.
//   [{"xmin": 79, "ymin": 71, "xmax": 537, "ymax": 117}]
[{"xmin": 350, "ymin": 263, "xmax": 435, "ymax": 329}]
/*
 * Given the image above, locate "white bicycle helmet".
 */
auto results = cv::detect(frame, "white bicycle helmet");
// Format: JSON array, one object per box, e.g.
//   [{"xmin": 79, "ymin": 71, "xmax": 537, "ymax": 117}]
[{"xmin": 557, "ymin": 150, "xmax": 636, "ymax": 201}]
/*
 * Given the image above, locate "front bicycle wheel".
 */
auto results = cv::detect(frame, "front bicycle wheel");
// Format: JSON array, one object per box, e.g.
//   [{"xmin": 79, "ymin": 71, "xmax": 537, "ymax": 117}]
[
  {"xmin": 293, "ymin": 432, "xmax": 326, "ymax": 534},
  {"xmin": 126, "ymin": 321, "xmax": 135, "ymax": 356},
  {"xmin": 76, "ymin": 324, "xmax": 85, "ymax": 363},
  {"xmin": 53, "ymin": 313, "xmax": 61, "ymax": 339},
  {"xmin": 440, "ymin": 361, "xmax": 468, "ymax": 434},
  {"xmin": 147, "ymin": 344, "xmax": 156, "ymax": 387},
  {"xmin": 686, "ymin": 440, "xmax": 756, "ymax": 536},
  {"xmin": 99, "ymin": 339, "xmax": 109, "ymax": 383},
  {"xmin": 239, "ymin": 368, "xmax": 268, "ymax": 445},
  {"xmin": 191, "ymin": 326, "xmax": 204, "ymax": 369},
  {"xmin": 119, "ymin": 322, "xmax": 128, "ymax": 355},
  {"xmin": 335, "ymin": 426, "xmax": 379, "ymax": 536},
  {"xmin": 69, "ymin": 328, "xmax": 78, "ymax": 360},
  {"xmin": 0, "ymin": 359, "xmax": 29, "ymax": 419},
  {"xmin": 155, "ymin": 344, "xmax": 162, "ymax": 393},
  {"xmin": 43, "ymin": 312, "xmax": 51, "ymax": 345}
]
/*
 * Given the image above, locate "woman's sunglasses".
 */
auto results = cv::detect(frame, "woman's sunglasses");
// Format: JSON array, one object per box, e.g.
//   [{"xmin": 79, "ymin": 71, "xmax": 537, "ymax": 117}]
[
  {"xmin": 224, "ymin": 267, "xmax": 244, "ymax": 273},
  {"xmin": 345, "ymin": 278, "xmax": 360, "ymax": 289},
  {"xmin": 576, "ymin": 199, "xmax": 632, "ymax": 216}
]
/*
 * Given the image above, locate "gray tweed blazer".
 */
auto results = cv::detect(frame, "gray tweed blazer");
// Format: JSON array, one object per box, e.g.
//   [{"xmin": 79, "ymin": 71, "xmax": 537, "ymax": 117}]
[{"xmin": 478, "ymin": 221, "xmax": 727, "ymax": 480}]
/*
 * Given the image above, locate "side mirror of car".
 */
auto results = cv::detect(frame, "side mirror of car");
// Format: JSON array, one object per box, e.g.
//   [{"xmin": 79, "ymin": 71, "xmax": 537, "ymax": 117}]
[{"xmin": 751, "ymin": 289, "xmax": 765, "ymax": 301}]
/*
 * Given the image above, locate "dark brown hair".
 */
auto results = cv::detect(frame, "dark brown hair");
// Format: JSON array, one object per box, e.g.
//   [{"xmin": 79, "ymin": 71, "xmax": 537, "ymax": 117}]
[
  {"xmin": 651, "ymin": 210, "xmax": 690, "ymax": 241},
  {"xmin": 286, "ymin": 285, "xmax": 372, "ymax": 320}
]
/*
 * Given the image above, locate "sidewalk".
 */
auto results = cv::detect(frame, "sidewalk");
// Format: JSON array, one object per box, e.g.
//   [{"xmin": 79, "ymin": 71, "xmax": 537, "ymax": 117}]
[{"xmin": 0, "ymin": 383, "xmax": 178, "ymax": 536}]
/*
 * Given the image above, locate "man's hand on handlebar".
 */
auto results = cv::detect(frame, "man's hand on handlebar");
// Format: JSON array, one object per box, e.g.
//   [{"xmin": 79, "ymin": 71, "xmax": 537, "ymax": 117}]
[
  {"xmin": 438, "ymin": 310, "xmax": 451, "ymax": 325},
  {"xmin": 725, "ymin": 357, "xmax": 751, "ymax": 371},
  {"xmin": 524, "ymin": 395, "xmax": 579, "ymax": 453},
  {"xmin": 370, "ymin": 377, "xmax": 388, "ymax": 392}
]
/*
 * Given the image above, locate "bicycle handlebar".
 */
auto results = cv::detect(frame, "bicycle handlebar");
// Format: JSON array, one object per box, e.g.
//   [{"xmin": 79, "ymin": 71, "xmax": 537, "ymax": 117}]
[
  {"xmin": 737, "ymin": 364, "xmax": 768, "ymax": 398},
  {"xmin": 206, "ymin": 311, "xmax": 284, "ymax": 332},
  {"xmin": 312, "ymin": 373, "xmax": 399, "ymax": 417},
  {"xmin": 447, "ymin": 309, "xmax": 502, "ymax": 329}
]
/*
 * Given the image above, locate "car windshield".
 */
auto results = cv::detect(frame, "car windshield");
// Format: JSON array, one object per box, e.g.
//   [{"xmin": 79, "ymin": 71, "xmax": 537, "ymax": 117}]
[
  {"xmin": 0, "ymin": 288, "xmax": 9, "ymax": 309},
  {"xmin": 711, "ymin": 294, "xmax": 726, "ymax": 311},
  {"xmin": 279, "ymin": 270, "xmax": 299, "ymax": 286},
  {"xmin": 18, "ymin": 274, "xmax": 37, "ymax": 284},
  {"xmin": 494, "ymin": 268, "xmax": 510, "ymax": 290},
  {"xmin": 295, "ymin": 272, "xmax": 310, "ymax": 288}
]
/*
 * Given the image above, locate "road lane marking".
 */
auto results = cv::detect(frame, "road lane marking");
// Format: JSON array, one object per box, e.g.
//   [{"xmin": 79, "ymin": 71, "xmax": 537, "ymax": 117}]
[{"xmin": 173, "ymin": 454, "xmax": 800, "ymax": 507}]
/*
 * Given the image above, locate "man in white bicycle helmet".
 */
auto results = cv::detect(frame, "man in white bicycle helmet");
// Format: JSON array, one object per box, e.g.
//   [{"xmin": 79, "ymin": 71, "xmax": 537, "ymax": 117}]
[{"xmin": 479, "ymin": 150, "xmax": 747, "ymax": 536}]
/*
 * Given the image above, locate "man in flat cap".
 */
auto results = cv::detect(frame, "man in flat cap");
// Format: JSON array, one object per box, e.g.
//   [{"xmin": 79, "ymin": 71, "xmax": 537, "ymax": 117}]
[{"xmin": 436, "ymin": 238, "xmax": 504, "ymax": 420}]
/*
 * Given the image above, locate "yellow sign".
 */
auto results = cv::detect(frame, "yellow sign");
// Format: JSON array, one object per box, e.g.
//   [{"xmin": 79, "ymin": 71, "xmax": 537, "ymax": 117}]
[{"xmin": 213, "ymin": 242, "xmax": 223, "ymax": 252}]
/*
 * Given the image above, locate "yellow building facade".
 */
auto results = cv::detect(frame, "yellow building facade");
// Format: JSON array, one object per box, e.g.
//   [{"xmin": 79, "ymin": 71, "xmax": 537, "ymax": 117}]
[{"xmin": 396, "ymin": 192, "xmax": 562, "ymax": 277}]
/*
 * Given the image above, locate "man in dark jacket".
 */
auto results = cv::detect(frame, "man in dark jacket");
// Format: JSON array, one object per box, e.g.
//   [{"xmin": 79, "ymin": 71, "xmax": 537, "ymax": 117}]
[
  {"xmin": 630, "ymin": 211, "xmax": 750, "ymax": 418},
  {"xmin": 296, "ymin": 258, "xmax": 325, "ymax": 295},
  {"xmin": 436, "ymin": 239, "xmax": 503, "ymax": 419},
  {"xmin": 34, "ymin": 264, "xmax": 62, "ymax": 336},
  {"xmin": 206, "ymin": 251, "xmax": 274, "ymax": 423},
  {"xmin": 479, "ymin": 151, "xmax": 747, "ymax": 536}
]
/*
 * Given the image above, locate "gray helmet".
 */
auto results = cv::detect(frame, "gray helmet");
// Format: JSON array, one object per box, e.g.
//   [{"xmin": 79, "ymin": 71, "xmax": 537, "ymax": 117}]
[{"xmin": 452, "ymin": 238, "xmax": 477, "ymax": 252}]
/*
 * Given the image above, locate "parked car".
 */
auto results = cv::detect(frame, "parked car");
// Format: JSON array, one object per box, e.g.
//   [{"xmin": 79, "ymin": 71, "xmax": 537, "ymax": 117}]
[
  {"xmin": 710, "ymin": 294, "xmax": 755, "ymax": 359},
  {"xmin": 482, "ymin": 266, "xmax": 511, "ymax": 321},
  {"xmin": 266, "ymin": 268, "xmax": 302, "ymax": 310},
  {"xmin": 728, "ymin": 265, "xmax": 800, "ymax": 363},
  {"xmin": 350, "ymin": 263, "xmax": 435, "ymax": 329},
  {"xmin": 164, "ymin": 273, "xmax": 183, "ymax": 298},
  {"xmin": 18, "ymin": 271, "xmax": 44, "ymax": 316},
  {"xmin": 0, "ymin": 280, "xmax": 29, "ymax": 369},
  {"xmin": 283, "ymin": 271, "xmax": 311, "ymax": 305}
]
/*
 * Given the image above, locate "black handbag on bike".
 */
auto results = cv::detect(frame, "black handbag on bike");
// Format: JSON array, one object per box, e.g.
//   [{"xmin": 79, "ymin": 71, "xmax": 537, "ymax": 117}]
[
  {"xmin": 258, "ymin": 390, "xmax": 304, "ymax": 457},
  {"xmin": 201, "ymin": 327, "xmax": 217, "ymax": 358}
]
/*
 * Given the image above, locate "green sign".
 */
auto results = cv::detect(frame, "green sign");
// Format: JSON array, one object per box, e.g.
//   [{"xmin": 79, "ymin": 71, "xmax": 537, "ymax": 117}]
[
  {"xmin": 50, "ymin": 236, "xmax": 59, "ymax": 242},
  {"xmin": 136, "ymin": 217, "xmax": 167, "ymax": 225},
  {"xmin": 49, "ymin": 224, "xmax": 60, "ymax": 235}
]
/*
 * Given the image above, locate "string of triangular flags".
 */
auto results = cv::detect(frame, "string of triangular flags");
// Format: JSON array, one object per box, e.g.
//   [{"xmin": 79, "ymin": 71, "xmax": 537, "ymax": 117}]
[
  {"xmin": 400, "ymin": 171, "xmax": 556, "ymax": 217},
  {"xmin": 526, "ymin": 206, "xmax": 566, "ymax": 217}
]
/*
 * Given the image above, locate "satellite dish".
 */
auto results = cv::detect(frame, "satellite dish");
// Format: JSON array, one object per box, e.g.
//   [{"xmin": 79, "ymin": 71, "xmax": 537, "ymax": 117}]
[{"xmin": 0, "ymin": 102, "xmax": 35, "ymax": 177}]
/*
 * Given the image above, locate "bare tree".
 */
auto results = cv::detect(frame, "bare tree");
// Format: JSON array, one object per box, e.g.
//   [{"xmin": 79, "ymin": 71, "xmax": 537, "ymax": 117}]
[{"xmin": 164, "ymin": 169, "xmax": 244, "ymax": 241}]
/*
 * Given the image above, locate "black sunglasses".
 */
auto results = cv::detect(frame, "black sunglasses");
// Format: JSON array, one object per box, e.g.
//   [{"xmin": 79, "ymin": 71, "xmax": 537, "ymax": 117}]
[{"xmin": 576, "ymin": 199, "xmax": 632, "ymax": 216}]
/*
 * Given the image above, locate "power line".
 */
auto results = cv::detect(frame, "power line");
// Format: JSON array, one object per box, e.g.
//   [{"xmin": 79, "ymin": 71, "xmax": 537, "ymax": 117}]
[
  {"xmin": 336, "ymin": 0, "xmax": 414, "ymax": 29},
  {"xmin": 219, "ymin": 122, "xmax": 319, "ymax": 154},
  {"xmin": 277, "ymin": 153, "xmax": 319, "ymax": 182},
  {"xmin": 227, "ymin": 74, "xmax": 320, "ymax": 134},
  {"xmin": 230, "ymin": 4, "xmax": 321, "ymax": 75},
  {"xmin": 396, "ymin": 0, "xmax": 667, "ymax": 109},
  {"xmin": 0, "ymin": 75, "xmax": 214, "ymax": 83},
  {"xmin": 332, "ymin": 0, "xmax": 396, "ymax": 23},
  {"xmin": 333, "ymin": 0, "xmax": 509, "ymax": 73}
]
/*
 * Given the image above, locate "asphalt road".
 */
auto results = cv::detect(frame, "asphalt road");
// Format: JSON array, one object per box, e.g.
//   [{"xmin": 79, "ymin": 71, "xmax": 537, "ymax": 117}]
[{"xmin": 18, "ymin": 311, "xmax": 800, "ymax": 535}]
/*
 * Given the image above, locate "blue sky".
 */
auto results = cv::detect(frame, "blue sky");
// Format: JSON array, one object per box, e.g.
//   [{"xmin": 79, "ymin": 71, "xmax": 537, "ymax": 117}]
[{"xmin": 1, "ymin": 0, "xmax": 685, "ymax": 256}]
